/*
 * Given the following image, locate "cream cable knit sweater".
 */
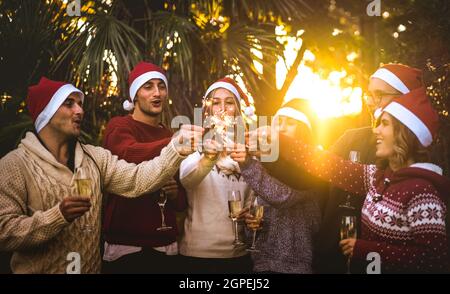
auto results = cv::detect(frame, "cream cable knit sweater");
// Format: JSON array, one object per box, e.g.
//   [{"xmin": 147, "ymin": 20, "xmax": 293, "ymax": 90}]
[
  {"xmin": 0, "ymin": 132, "xmax": 185, "ymax": 273},
  {"xmin": 179, "ymin": 152, "xmax": 253, "ymax": 258}
]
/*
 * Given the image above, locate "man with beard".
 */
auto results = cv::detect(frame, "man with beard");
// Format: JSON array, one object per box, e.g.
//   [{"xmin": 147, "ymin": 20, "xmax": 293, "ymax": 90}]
[{"xmin": 0, "ymin": 77, "xmax": 202, "ymax": 273}]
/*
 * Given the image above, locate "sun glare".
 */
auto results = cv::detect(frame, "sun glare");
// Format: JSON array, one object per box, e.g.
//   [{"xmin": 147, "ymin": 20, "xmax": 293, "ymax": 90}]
[{"xmin": 275, "ymin": 26, "xmax": 363, "ymax": 119}]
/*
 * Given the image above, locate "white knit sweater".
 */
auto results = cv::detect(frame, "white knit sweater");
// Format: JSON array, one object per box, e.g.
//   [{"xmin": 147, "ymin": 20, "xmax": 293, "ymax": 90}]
[
  {"xmin": 0, "ymin": 132, "xmax": 185, "ymax": 273},
  {"xmin": 179, "ymin": 152, "xmax": 253, "ymax": 258}
]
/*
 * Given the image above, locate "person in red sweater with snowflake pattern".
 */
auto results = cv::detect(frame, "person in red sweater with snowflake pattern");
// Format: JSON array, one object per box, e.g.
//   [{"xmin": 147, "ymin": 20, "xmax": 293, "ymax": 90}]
[
  {"xmin": 102, "ymin": 62, "xmax": 187, "ymax": 273},
  {"xmin": 240, "ymin": 87, "xmax": 449, "ymax": 273}
]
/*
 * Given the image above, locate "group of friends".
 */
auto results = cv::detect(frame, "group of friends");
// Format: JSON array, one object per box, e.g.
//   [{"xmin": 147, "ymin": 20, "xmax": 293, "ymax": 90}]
[{"xmin": 0, "ymin": 61, "xmax": 449, "ymax": 274}]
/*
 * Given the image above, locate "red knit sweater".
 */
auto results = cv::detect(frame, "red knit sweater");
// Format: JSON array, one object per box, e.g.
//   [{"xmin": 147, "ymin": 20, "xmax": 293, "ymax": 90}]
[
  {"xmin": 102, "ymin": 115, "xmax": 187, "ymax": 247},
  {"xmin": 280, "ymin": 135, "xmax": 450, "ymax": 273}
]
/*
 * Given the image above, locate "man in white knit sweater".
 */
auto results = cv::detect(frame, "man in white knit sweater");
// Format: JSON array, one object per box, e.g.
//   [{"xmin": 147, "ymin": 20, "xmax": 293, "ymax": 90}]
[{"xmin": 0, "ymin": 77, "xmax": 202, "ymax": 273}]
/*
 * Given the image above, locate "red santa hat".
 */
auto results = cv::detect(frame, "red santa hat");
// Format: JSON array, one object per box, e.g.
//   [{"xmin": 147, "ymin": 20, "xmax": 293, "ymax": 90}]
[
  {"xmin": 371, "ymin": 63, "xmax": 424, "ymax": 119},
  {"xmin": 203, "ymin": 77, "xmax": 254, "ymax": 116},
  {"xmin": 273, "ymin": 98, "xmax": 314, "ymax": 130},
  {"xmin": 370, "ymin": 63, "xmax": 423, "ymax": 94},
  {"xmin": 123, "ymin": 62, "xmax": 168, "ymax": 111},
  {"xmin": 382, "ymin": 87, "xmax": 439, "ymax": 147},
  {"xmin": 27, "ymin": 77, "xmax": 84, "ymax": 133}
]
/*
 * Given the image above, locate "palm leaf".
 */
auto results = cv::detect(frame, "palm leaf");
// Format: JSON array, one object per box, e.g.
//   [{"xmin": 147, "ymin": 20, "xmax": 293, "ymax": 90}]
[{"xmin": 52, "ymin": 9, "xmax": 144, "ymax": 95}]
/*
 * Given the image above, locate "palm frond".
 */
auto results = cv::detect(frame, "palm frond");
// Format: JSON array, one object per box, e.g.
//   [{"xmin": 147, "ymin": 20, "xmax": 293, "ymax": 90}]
[
  {"xmin": 52, "ymin": 10, "xmax": 144, "ymax": 95},
  {"xmin": 0, "ymin": 115, "xmax": 33, "ymax": 157},
  {"xmin": 226, "ymin": 0, "xmax": 314, "ymax": 21},
  {"xmin": 0, "ymin": 0, "xmax": 66, "ymax": 96},
  {"xmin": 221, "ymin": 24, "xmax": 282, "ymax": 93},
  {"xmin": 146, "ymin": 11, "xmax": 200, "ymax": 90}
]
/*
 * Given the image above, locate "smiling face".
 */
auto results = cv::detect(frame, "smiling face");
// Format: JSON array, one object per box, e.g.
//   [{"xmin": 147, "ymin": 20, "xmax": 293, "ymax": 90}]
[
  {"xmin": 209, "ymin": 88, "xmax": 239, "ymax": 117},
  {"xmin": 274, "ymin": 116, "xmax": 299, "ymax": 139},
  {"xmin": 134, "ymin": 78, "xmax": 167, "ymax": 116},
  {"xmin": 45, "ymin": 92, "xmax": 84, "ymax": 139},
  {"xmin": 373, "ymin": 112, "xmax": 396, "ymax": 159}
]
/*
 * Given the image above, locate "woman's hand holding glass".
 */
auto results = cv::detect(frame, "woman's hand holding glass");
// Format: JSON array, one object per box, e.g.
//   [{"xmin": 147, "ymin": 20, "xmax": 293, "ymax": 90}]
[
  {"xmin": 202, "ymin": 138, "xmax": 221, "ymax": 160},
  {"xmin": 245, "ymin": 197, "xmax": 264, "ymax": 252},
  {"xmin": 172, "ymin": 124, "xmax": 204, "ymax": 156},
  {"xmin": 229, "ymin": 125, "xmax": 276, "ymax": 163},
  {"xmin": 246, "ymin": 126, "xmax": 277, "ymax": 157},
  {"xmin": 229, "ymin": 143, "xmax": 248, "ymax": 164},
  {"xmin": 339, "ymin": 215, "xmax": 357, "ymax": 273},
  {"xmin": 339, "ymin": 238, "xmax": 356, "ymax": 258},
  {"xmin": 228, "ymin": 190, "xmax": 246, "ymax": 247}
]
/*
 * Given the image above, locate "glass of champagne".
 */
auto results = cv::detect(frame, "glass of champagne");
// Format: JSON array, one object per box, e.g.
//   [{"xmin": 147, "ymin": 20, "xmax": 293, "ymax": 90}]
[
  {"xmin": 228, "ymin": 190, "xmax": 244, "ymax": 247},
  {"xmin": 74, "ymin": 167, "xmax": 93, "ymax": 233},
  {"xmin": 349, "ymin": 150, "xmax": 361, "ymax": 163},
  {"xmin": 156, "ymin": 190, "xmax": 173, "ymax": 231},
  {"xmin": 246, "ymin": 197, "xmax": 264, "ymax": 252},
  {"xmin": 340, "ymin": 215, "xmax": 357, "ymax": 273},
  {"xmin": 340, "ymin": 215, "xmax": 357, "ymax": 240}
]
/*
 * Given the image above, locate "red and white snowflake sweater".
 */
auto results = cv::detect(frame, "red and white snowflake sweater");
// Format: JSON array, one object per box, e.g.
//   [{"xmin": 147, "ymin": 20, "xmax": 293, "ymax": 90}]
[{"xmin": 279, "ymin": 135, "xmax": 450, "ymax": 273}]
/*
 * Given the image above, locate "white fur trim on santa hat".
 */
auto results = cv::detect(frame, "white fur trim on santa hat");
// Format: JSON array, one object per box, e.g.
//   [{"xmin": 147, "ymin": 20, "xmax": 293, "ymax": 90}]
[
  {"xmin": 410, "ymin": 163, "xmax": 443, "ymax": 175},
  {"xmin": 273, "ymin": 107, "xmax": 312, "ymax": 130},
  {"xmin": 123, "ymin": 100, "xmax": 134, "ymax": 111},
  {"xmin": 373, "ymin": 107, "xmax": 383, "ymax": 119},
  {"xmin": 244, "ymin": 105, "xmax": 255, "ymax": 117},
  {"xmin": 129, "ymin": 71, "xmax": 168, "ymax": 101},
  {"xmin": 35, "ymin": 84, "xmax": 84, "ymax": 133},
  {"xmin": 383, "ymin": 101, "xmax": 433, "ymax": 147},
  {"xmin": 371, "ymin": 68, "xmax": 410, "ymax": 94},
  {"xmin": 204, "ymin": 82, "xmax": 241, "ymax": 101}
]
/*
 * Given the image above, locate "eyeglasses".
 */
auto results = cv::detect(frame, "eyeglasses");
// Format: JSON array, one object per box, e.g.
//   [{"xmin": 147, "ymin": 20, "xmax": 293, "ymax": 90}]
[{"xmin": 363, "ymin": 92, "xmax": 400, "ymax": 108}]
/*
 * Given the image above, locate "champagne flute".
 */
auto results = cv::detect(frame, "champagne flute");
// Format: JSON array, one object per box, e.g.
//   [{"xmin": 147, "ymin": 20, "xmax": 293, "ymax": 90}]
[
  {"xmin": 74, "ymin": 167, "xmax": 93, "ymax": 233},
  {"xmin": 156, "ymin": 190, "xmax": 172, "ymax": 231},
  {"xmin": 228, "ymin": 190, "xmax": 244, "ymax": 246},
  {"xmin": 246, "ymin": 197, "xmax": 264, "ymax": 252},
  {"xmin": 340, "ymin": 215, "xmax": 357, "ymax": 273},
  {"xmin": 349, "ymin": 150, "xmax": 361, "ymax": 163},
  {"xmin": 340, "ymin": 215, "xmax": 357, "ymax": 240}
]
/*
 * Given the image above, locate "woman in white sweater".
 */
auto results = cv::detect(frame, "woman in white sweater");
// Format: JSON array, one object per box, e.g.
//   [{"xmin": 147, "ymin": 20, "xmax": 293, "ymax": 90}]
[{"xmin": 179, "ymin": 77, "xmax": 254, "ymax": 273}]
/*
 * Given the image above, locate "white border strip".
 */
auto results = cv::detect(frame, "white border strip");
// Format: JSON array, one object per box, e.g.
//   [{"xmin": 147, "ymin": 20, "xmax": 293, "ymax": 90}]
[
  {"xmin": 129, "ymin": 71, "xmax": 168, "ymax": 100},
  {"xmin": 410, "ymin": 163, "xmax": 443, "ymax": 175},
  {"xmin": 273, "ymin": 107, "xmax": 312, "ymax": 130},
  {"xmin": 204, "ymin": 82, "xmax": 241, "ymax": 101},
  {"xmin": 371, "ymin": 68, "xmax": 410, "ymax": 94},
  {"xmin": 383, "ymin": 101, "xmax": 432, "ymax": 146},
  {"xmin": 35, "ymin": 84, "xmax": 84, "ymax": 133}
]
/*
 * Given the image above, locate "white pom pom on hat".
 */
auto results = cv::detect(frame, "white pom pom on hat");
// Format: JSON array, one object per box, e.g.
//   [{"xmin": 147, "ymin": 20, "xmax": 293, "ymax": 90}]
[{"xmin": 123, "ymin": 100, "xmax": 134, "ymax": 111}]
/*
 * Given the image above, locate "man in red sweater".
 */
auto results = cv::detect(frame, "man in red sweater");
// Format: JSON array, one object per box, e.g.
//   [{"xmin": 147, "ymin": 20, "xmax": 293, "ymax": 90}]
[{"xmin": 102, "ymin": 62, "xmax": 187, "ymax": 273}]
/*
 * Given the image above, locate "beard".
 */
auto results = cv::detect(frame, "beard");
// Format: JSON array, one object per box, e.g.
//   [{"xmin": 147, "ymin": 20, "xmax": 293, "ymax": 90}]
[
  {"xmin": 141, "ymin": 107, "xmax": 161, "ymax": 117},
  {"xmin": 135, "ymin": 100, "xmax": 163, "ymax": 117}
]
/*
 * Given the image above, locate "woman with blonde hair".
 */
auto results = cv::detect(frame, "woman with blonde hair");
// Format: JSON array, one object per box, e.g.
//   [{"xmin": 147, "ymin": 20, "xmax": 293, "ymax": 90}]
[{"xmin": 178, "ymin": 77, "xmax": 254, "ymax": 273}]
